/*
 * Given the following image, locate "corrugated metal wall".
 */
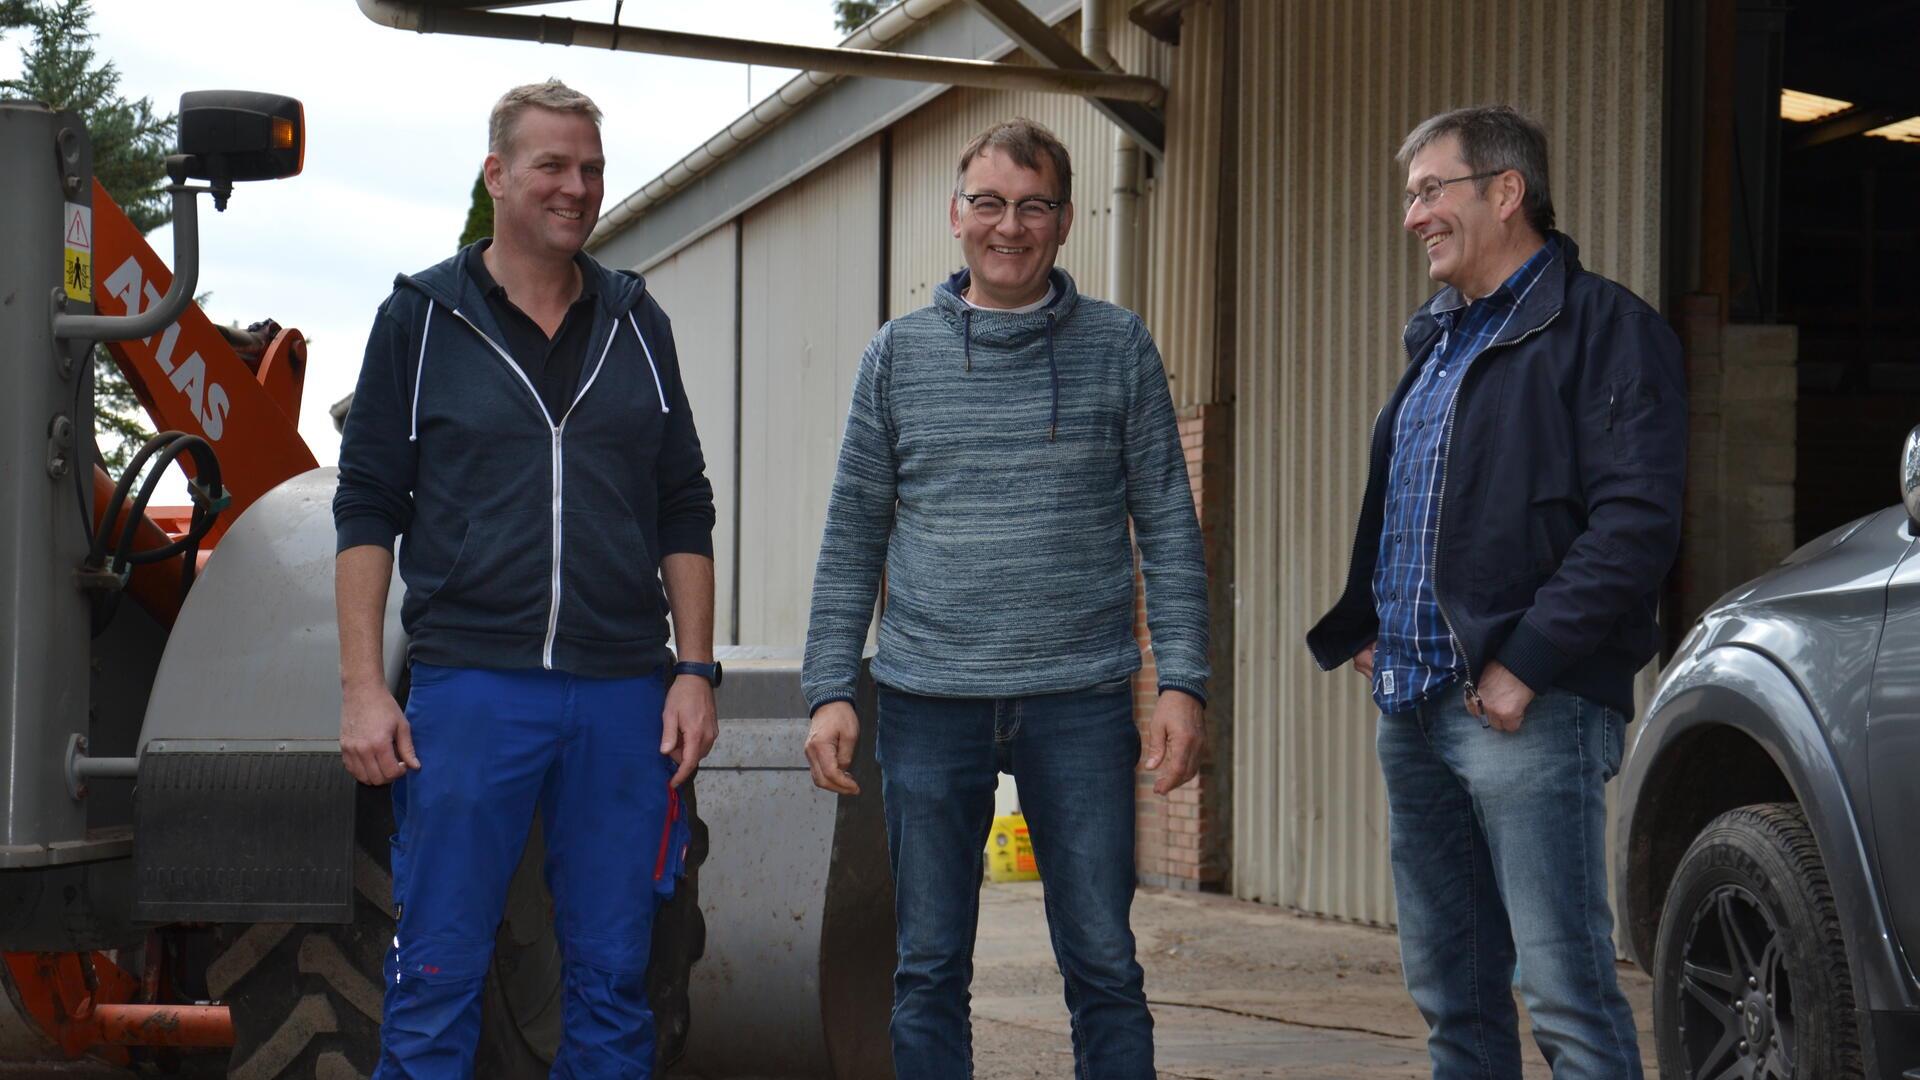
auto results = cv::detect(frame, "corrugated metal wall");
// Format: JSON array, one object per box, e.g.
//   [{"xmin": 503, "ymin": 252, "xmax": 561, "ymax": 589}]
[
  {"xmin": 638, "ymin": 222, "xmax": 740, "ymax": 645},
  {"xmin": 1231, "ymin": 0, "xmax": 1665, "ymax": 925},
  {"xmin": 1143, "ymin": 0, "xmax": 1226, "ymax": 409},
  {"xmin": 888, "ymin": 13, "xmax": 1171, "ymax": 317},
  {"xmin": 738, "ymin": 138, "xmax": 884, "ymax": 646}
]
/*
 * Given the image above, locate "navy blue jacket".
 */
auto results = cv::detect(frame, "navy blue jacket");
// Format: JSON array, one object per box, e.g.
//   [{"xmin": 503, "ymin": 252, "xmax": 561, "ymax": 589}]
[
  {"xmin": 1306, "ymin": 234, "xmax": 1686, "ymax": 714},
  {"xmin": 333, "ymin": 246, "xmax": 715, "ymax": 678}
]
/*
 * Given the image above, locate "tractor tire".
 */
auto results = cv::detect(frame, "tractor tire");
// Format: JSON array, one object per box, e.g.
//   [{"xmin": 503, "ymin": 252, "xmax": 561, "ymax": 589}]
[
  {"xmin": 214, "ymin": 779, "xmax": 708, "ymax": 1079},
  {"xmin": 1652, "ymin": 802, "xmax": 1865, "ymax": 1080},
  {"xmin": 208, "ymin": 782, "xmax": 401, "ymax": 1080}
]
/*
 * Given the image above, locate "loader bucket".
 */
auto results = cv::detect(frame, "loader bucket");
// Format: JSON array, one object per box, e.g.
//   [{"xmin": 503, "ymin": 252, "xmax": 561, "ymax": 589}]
[{"xmin": 675, "ymin": 651, "xmax": 896, "ymax": 1079}]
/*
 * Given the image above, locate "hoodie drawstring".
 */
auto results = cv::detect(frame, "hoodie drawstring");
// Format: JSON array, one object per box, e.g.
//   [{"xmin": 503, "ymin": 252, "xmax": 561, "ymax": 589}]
[
  {"xmin": 1045, "ymin": 313, "xmax": 1059, "ymax": 442},
  {"xmin": 960, "ymin": 305, "xmax": 1059, "ymax": 442},
  {"xmin": 409, "ymin": 305, "xmax": 434, "ymax": 442},
  {"xmin": 627, "ymin": 311, "xmax": 671, "ymax": 414}
]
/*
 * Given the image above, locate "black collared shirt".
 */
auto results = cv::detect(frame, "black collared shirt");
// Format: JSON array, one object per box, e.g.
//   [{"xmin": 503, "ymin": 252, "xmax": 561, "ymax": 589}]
[{"xmin": 466, "ymin": 242, "xmax": 597, "ymax": 419}]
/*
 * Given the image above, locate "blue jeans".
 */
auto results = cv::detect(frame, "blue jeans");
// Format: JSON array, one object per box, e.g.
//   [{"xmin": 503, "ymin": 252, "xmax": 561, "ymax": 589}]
[
  {"xmin": 375, "ymin": 664, "xmax": 686, "ymax": 1079},
  {"xmin": 1377, "ymin": 687, "xmax": 1643, "ymax": 1080},
  {"xmin": 876, "ymin": 681, "xmax": 1153, "ymax": 1080}
]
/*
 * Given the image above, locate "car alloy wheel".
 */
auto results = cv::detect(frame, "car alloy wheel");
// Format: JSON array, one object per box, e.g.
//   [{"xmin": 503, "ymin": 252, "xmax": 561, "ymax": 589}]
[{"xmin": 1674, "ymin": 883, "xmax": 1792, "ymax": 1078}]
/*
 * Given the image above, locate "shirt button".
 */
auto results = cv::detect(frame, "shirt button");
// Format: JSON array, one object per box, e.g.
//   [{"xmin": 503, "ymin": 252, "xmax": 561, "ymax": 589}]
[
  {"xmin": 1415, "ymin": 420, "xmax": 1424, "ymax": 429},
  {"xmin": 1438, "ymin": 369, "xmax": 1448, "ymax": 377}
]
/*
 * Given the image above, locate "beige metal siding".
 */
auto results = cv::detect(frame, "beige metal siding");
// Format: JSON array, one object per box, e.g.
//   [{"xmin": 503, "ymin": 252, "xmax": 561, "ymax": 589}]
[
  {"xmin": 1231, "ymin": 0, "xmax": 1664, "ymax": 925},
  {"xmin": 636, "ymin": 222, "xmax": 740, "ymax": 644},
  {"xmin": 888, "ymin": 13, "xmax": 1172, "ymax": 318},
  {"xmin": 738, "ymin": 138, "xmax": 884, "ymax": 646},
  {"xmin": 1143, "ymin": 0, "xmax": 1227, "ymax": 409}
]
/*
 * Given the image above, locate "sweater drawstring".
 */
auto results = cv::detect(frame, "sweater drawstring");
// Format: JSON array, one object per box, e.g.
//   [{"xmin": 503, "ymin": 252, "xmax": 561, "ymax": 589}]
[
  {"xmin": 1046, "ymin": 313, "xmax": 1059, "ymax": 442},
  {"xmin": 963, "ymin": 308, "xmax": 972, "ymax": 373}
]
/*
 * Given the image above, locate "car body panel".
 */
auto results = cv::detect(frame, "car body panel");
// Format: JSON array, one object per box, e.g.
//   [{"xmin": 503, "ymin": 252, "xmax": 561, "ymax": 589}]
[{"xmin": 1866, "ymin": 541, "xmax": 1920, "ymax": 983}]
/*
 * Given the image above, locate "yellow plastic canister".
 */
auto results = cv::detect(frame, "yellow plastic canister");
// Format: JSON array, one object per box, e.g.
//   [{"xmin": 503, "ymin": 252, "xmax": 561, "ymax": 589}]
[{"xmin": 985, "ymin": 813, "xmax": 1039, "ymax": 882}]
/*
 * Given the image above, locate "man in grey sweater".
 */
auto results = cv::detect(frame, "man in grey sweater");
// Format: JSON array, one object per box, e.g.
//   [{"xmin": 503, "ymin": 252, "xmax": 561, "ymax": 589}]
[{"xmin": 801, "ymin": 118, "xmax": 1209, "ymax": 1079}]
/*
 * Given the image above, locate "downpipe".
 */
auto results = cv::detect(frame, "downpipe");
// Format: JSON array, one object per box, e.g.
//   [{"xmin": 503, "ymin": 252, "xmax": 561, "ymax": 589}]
[{"xmin": 1085, "ymin": 0, "xmax": 1141, "ymax": 311}]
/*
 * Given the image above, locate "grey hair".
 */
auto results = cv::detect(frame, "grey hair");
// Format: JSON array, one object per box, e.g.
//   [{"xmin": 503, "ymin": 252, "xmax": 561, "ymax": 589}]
[
  {"xmin": 489, "ymin": 80, "xmax": 603, "ymax": 158},
  {"xmin": 954, "ymin": 118, "xmax": 1073, "ymax": 204},
  {"xmin": 1397, "ymin": 105, "xmax": 1555, "ymax": 235}
]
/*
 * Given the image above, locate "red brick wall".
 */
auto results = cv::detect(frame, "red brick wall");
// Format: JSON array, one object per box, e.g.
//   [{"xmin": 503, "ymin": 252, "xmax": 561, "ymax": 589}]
[{"xmin": 1133, "ymin": 404, "xmax": 1231, "ymax": 891}]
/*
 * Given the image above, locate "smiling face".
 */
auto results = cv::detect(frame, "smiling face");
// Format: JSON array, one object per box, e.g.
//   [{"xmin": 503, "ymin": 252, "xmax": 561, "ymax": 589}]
[
  {"xmin": 1402, "ymin": 132, "xmax": 1547, "ymax": 301},
  {"xmin": 949, "ymin": 147, "xmax": 1074, "ymax": 309},
  {"xmin": 485, "ymin": 106, "xmax": 605, "ymax": 261}
]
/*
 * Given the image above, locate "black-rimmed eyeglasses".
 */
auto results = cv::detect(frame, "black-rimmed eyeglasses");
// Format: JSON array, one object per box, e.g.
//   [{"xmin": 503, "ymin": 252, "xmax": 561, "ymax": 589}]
[{"xmin": 957, "ymin": 191, "xmax": 1066, "ymax": 226}]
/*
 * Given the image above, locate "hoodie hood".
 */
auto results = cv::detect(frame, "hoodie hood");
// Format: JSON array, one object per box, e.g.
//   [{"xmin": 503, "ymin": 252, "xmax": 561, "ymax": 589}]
[
  {"xmin": 934, "ymin": 267, "xmax": 1079, "ymax": 440},
  {"xmin": 396, "ymin": 242, "xmax": 652, "ymax": 322},
  {"xmin": 933, "ymin": 266, "xmax": 1079, "ymax": 343}
]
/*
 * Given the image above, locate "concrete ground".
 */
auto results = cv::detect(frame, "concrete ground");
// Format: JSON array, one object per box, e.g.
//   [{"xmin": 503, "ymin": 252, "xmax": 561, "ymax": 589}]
[{"xmin": 972, "ymin": 880, "xmax": 1659, "ymax": 1079}]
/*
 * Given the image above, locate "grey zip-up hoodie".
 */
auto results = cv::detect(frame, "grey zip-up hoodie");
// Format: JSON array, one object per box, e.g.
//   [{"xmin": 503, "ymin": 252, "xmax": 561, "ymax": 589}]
[
  {"xmin": 801, "ymin": 267, "xmax": 1209, "ymax": 711},
  {"xmin": 333, "ymin": 246, "xmax": 715, "ymax": 677}
]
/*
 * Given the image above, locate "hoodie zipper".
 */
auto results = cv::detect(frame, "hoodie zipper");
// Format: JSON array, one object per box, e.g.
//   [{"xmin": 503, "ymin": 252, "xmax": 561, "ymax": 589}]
[
  {"xmin": 1429, "ymin": 310, "xmax": 1560, "ymax": 703},
  {"xmin": 445, "ymin": 306, "xmax": 620, "ymax": 669}
]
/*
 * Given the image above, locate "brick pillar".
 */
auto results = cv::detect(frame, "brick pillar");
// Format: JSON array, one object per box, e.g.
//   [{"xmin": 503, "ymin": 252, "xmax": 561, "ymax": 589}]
[{"xmin": 1133, "ymin": 403, "xmax": 1232, "ymax": 891}]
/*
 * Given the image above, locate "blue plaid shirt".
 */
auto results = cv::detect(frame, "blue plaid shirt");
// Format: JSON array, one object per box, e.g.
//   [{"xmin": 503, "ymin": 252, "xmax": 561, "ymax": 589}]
[{"xmin": 1371, "ymin": 241, "xmax": 1556, "ymax": 712}]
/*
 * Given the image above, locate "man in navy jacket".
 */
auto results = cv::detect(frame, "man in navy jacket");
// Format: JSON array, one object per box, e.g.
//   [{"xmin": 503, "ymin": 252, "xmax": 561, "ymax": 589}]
[
  {"xmin": 333, "ymin": 80, "xmax": 718, "ymax": 1077},
  {"xmin": 1308, "ymin": 106, "xmax": 1685, "ymax": 1079}
]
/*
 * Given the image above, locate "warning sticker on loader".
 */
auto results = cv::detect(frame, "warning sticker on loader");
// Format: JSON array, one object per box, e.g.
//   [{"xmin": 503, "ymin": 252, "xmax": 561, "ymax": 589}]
[{"xmin": 63, "ymin": 201, "xmax": 92, "ymax": 303}]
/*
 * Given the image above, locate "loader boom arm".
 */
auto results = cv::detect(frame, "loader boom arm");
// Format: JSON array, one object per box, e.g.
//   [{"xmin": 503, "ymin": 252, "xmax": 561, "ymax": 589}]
[{"xmin": 89, "ymin": 180, "xmax": 318, "ymax": 545}]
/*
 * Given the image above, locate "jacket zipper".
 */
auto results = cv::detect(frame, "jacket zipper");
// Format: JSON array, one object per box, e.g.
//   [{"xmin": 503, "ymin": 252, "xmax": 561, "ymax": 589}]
[
  {"xmin": 446, "ymin": 306, "xmax": 620, "ymax": 669},
  {"xmin": 1430, "ymin": 310, "xmax": 1561, "ymax": 702}
]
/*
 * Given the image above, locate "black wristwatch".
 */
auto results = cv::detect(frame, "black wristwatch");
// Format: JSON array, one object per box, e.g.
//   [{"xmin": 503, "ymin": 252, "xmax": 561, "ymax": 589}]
[{"xmin": 673, "ymin": 660, "xmax": 723, "ymax": 688}]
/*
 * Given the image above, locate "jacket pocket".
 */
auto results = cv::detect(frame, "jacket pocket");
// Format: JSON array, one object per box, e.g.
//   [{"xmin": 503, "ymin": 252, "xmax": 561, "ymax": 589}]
[
  {"xmin": 558, "ymin": 509, "xmax": 662, "ymax": 643},
  {"xmin": 1604, "ymin": 376, "xmax": 1666, "ymax": 465},
  {"xmin": 425, "ymin": 508, "xmax": 551, "ymax": 635}
]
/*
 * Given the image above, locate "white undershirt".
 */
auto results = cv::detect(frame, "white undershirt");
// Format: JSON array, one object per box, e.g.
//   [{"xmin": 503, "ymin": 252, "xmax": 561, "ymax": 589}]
[{"xmin": 964, "ymin": 284, "xmax": 1056, "ymax": 314}]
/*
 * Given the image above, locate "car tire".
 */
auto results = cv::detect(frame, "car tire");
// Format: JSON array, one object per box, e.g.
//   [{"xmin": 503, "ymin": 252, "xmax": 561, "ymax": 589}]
[{"xmin": 1652, "ymin": 802, "xmax": 1866, "ymax": 1079}]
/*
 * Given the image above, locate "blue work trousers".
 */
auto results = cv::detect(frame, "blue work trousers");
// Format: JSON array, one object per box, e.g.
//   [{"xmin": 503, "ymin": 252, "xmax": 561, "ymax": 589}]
[
  {"xmin": 876, "ymin": 680, "xmax": 1153, "ymax": 1080},
  {"xmin": 1378, "ymin": 688, "xmax": 1643, "ymax": 1079},
  {"xmin": 374, "ymin": 663, "xmax": 685, "ymax": 1079}
]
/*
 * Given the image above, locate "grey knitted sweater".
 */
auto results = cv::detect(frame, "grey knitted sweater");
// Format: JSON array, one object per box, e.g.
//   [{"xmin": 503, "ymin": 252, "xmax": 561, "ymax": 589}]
[{"xmin": 801, "ymin": 267, "xmax": 1209, "ymax": 712}]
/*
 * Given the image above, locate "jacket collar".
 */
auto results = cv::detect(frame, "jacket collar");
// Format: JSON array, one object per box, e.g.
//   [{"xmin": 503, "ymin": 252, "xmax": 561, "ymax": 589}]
[
  {"xmin": 396, "ymin": 242, "xmax": 651, "ymax": 328},
  {"xmin": 1403, "ymin": 231, "xmax": 1579, "ymax": 360}
]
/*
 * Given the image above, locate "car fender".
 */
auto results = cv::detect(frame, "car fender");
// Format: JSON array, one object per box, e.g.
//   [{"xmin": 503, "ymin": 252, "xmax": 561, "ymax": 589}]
[{"xmin": 1618, "ymin": 642, "xmax": 1914, "ymax": 1012}]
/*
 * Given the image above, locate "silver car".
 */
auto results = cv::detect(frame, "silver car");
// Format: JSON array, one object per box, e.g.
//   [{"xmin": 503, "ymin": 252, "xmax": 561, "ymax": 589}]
[{"xmin": 1616, "ymin": 429, "xmax": 1920, "ymax": 1079}]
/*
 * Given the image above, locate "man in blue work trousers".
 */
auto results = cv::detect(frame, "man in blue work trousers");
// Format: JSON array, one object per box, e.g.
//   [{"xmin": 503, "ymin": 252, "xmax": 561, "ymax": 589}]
[
  {"xmin": 333, "ymin": 80, "xmax": 720, "ymax": 1077},
  {"xmin": 802, "ymin": 118, "xmax": 1210, "ymax": 1079},
  {"xmin": 1308, "ymin": 105, "xmax": 1685, "ymax": 1078}
]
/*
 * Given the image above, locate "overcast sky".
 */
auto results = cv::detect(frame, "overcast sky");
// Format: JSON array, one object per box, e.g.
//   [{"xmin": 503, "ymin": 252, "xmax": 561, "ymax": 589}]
[{"xmin": 4, "ymin": 0, "xmax": 848, "ymax": 496}]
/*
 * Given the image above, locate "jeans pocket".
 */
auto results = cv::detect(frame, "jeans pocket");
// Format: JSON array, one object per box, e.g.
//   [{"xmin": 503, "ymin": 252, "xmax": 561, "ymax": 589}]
[{"xmin": 1600, "ymin": 706, "xmax": 1626, "ymax": 782}]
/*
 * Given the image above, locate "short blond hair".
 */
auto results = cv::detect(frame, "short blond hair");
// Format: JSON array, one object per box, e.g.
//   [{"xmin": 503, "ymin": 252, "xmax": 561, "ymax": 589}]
[{"xmin": 489, "ymin": 80, "xmax": 602, "ymax": 158}]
